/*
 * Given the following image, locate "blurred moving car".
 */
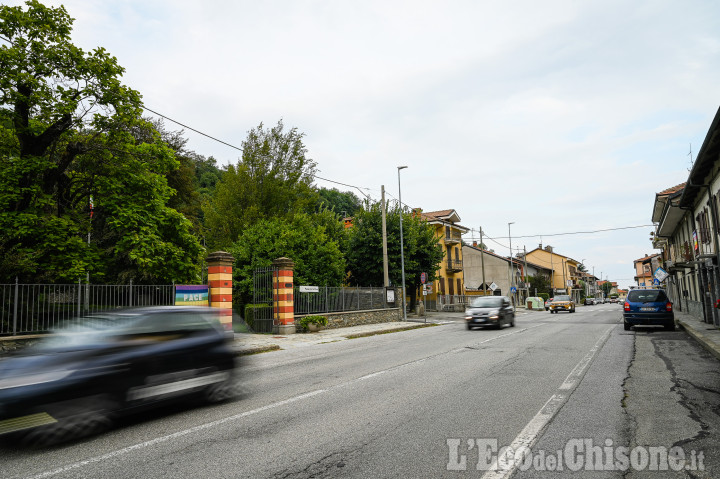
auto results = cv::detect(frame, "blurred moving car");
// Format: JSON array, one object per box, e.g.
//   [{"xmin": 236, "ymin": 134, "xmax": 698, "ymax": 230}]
[
  {"xmin": 584, "ymin": 297, "xmax": 595, "ymax": 306},
  {"xmin": 0, "ymin": 306, "xmax": 238, "ymax": 446},
  {"xmin": 623, "ymin": 289, "xmax": 674, "ymax": 331},
  {"xmin": 465, "ymin": 296, "xmax": 515, "ymax": 329},
  {"xmin": 545, "ymin": 298, "xmax": 554, "ymax": 311},
  {"xmin": 549, "ymin": 294, "xmax": 575, "ymax": 313}
]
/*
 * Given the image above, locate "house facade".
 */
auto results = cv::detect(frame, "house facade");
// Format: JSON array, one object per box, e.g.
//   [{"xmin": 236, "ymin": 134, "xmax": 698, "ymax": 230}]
[
  {"xmin": 463, "ymin": 244, "xmax": 552, "ymax": 305},
  {"xmin": 633, "ymin": 253, "xmax": 661, "ymax": 288},
  {"xmin": 522, "ymin": 246, "xmax": 582, "ymax": 303},
  {"xmin": 651, "ymin": 106, "xmax": 720, "ymax": 326},
  {"xmin": 416, "ymin": 209, "xmax": 470, "ymax": 304}
]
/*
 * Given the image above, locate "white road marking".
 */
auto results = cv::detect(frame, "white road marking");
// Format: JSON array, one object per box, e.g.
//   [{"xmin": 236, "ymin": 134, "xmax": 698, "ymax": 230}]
[{"xmin": 480, "ymin": 325, "xmax": 615, "ymax": 479}]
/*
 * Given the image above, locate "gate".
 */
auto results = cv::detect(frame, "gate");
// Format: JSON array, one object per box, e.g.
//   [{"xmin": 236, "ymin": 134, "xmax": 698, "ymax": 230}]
[{"xmin": 252, "ymin": 266, "xmax": 278, "ymax": 333}]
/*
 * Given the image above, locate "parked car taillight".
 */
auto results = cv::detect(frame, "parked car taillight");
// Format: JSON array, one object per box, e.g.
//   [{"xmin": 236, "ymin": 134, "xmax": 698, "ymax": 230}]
[
  {"xmin": 666, "ymin": 302, "xmax": 673, "ymax": 312},
  {"xmin": 624, "ymin": 302, "xmax": 630, "ymax": 312}
]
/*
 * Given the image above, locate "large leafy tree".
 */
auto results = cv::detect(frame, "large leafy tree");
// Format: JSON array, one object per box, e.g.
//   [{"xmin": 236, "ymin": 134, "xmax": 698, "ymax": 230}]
[
  {"xmin": 345, "ymin": 202, "xmax": 444, "ymax": 310},
  {"xmin": 316, "ymin": 188, "xmax": 362, "ymax": 217},
  {"xmin": 228, "ymin": 213, "xmax": 346, "ymax": 308},
  {"xmin": 203, "ymin": 120, "xmax": 319, "ymax": 249},
  {"xmin": 0, "ymin": 1, "xmax": 201, "ymax": 283}
]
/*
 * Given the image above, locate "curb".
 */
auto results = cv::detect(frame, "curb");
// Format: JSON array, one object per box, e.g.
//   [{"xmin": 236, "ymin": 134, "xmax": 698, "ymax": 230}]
[
  {"xmin": 234, "ymin": 344, "xmax": 281, "ymax": 356},
  {"xmin": 677, "ymin": 319, "xmax": 720, "ymax": 361}
]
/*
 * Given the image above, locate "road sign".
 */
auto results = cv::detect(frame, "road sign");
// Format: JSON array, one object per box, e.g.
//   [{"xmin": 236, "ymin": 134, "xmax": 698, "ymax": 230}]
[
  {"xmin": 510, "ymin": 286, "xmax": 517, "ymax": 293},
  {"xmin": 654, "ymin": 267, "xmax": 669, "ymax": 283},
  {"xmin": 490, "ymin": 282, "xmax": 498, "ymax": 291},
  {"xmin": 653, "ymin": 278, "xmax": 660, "ymax": 286},
  {"xmin": 420, "ymin": 272, "xmax": 427, "ymax": 284},
  {"xmin": 299, "ymin": 285, "xmax": 319, "ymax": 293}
]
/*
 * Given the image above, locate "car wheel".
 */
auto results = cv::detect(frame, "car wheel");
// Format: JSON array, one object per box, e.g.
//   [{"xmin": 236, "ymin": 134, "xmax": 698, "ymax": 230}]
[
  {"xmin": 623, "ymin": 322, "xmax": 631, "ymax": 331},
  {"xmin": 466, "ymin": 323, "xmax": 473, "ymax": 330},
  {"xmin": 510, "ymin": 315, "xmax": 515, "ymax": 327},
  {"xmin": 571, "ymin": 308, "xmax": 576, "ymax": 313},
  {"xmin": 204, "ymin": 369, "xmax": 240, "ymax": 404},
  {"xmin": 21, "ymin": 397, "xmax": 116, "ymax": 447}
]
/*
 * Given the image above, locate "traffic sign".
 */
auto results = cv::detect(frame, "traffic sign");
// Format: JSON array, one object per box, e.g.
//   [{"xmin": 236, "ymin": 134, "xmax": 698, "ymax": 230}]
[
  {"xmin": 420, "ymin": 272, "xmax": 427, "ymax": 284},
  {"xmin": 490, "ymin": 282, "xmax": 498, "ymax": 291},
  {"xmin": 510, "ymin": 286, "xmax": 517, "ymax": 293},
  {"xmin": 653, "ymin": 278, "xmax": 660, "ymax": 285}
]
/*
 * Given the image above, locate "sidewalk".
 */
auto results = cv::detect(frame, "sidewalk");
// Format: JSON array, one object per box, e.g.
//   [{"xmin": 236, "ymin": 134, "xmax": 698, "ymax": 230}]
[
  {"xmin": 675, "ymin": 310, "xmax": 720, "ymax": 361},
  {"xmin": 231, "ymin": 313, "xmax": 456, "ymax": 355}
]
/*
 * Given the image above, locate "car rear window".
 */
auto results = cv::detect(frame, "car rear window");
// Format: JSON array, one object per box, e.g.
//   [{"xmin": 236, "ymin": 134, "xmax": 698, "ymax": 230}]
[{"xmin": 627, "ymin": 290, "xmax": 668, "ymax": 302}]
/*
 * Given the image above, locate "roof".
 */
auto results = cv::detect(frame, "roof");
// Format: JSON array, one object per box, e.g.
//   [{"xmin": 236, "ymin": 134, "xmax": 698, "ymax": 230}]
[
  {"xmin": 522, "ymin": 247, "xmax": 579, "ymax": 264},
  {"xmin": 418, "ymin": 209, "xmax": 469, "ymax": 232},
  {"xmin": 679, "ymin": 106, "xmax": 720, "ymax": 208},
  {"xmin": 463, "ymin": 244, "xmax": 551, "ymax": 272},
  {"xmin": 657, "ymin": 182, "xmax": 686, "ymax": 196},
  {"xmin": 633, "ymin": 253, "xmax": 660, "ymax": 264}
]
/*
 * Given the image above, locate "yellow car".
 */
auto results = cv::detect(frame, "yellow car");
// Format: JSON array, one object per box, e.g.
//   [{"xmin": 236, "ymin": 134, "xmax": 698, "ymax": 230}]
[{"xmin": 549, "ymin": 294, "xmax": 576, "ymax": 313}]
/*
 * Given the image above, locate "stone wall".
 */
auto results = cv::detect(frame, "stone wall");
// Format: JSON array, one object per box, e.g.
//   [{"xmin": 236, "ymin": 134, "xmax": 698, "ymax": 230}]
[{"xmin": 296, "ymin": 308, "xmax": 401, "ymax": 330}]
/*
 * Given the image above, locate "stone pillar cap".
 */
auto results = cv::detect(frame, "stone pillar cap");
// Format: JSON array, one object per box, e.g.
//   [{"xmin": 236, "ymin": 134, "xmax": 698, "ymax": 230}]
[
  {"xmin": 207, "ymin": 251, "xmax": 234, "ymax": 266},
  {"xmin": 272, "ymin": 257, "xmax": 295, "ymax": 269}
]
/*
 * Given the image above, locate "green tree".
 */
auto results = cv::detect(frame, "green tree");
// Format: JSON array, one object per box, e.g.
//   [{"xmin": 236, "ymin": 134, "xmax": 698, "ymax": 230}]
[
  {"xmin": 203, "ymin": 120, "xmax": 318, "ymax": 249},
  {"xmin": 317, "ymin": 188, "xmax": 362, "ymax": 217},
  {"xmin": 526, "ymin": 274, "xmax": 551, "ymax": 296},
  {"xmin": 0, "ymin": 1, "xmax": 201, "ymax": 283},
  {"xmin": 228, "ymin": 213, "xmax": 345, "ymax": 308},
  {"xmin": 345, "ymin": 202, "xmax": 444, "ymax": 310}
]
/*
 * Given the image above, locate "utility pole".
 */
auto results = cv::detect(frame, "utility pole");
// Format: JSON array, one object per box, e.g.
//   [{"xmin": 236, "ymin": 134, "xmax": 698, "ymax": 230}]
[
  {"xmin": 480, "ymin": 227, "xmax": 487, "ymax": 296},
  {"xmin": 508, "ymin": 222, "xmax": 514, "ymax": 303},
  {"xmin": 523, "ymin": 245, "xmax": 528, "ymax": 300},
  {"xmin": 550, "ymin": 250, "xmax": 555, "ymax": 297},
  {"xmin": 381, "ymin": 185, "xmax": 389, "ymax": 287}
]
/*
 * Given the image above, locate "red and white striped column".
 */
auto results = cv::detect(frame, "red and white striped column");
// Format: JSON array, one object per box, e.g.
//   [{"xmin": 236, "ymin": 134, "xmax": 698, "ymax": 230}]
[
  {"xmin": 207, "ymin": 251, "xmax": 234, "ymax": 331},
  {"xmin": 272, "ymin": 257, "xmax": 296, "ymax": 334}
]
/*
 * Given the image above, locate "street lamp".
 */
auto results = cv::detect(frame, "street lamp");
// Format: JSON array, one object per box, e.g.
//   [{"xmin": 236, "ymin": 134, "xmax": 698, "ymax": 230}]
[
  {"xmin": 508, "ymin": 222, "xmax": 514, "ymax": 304},
  {"xmin": 581, "ymin": 259, "xmax": 586, "ymax": 299},
  {"xmin": 398, "ymin": 166, "xmax": 408, "ymax": 321}
]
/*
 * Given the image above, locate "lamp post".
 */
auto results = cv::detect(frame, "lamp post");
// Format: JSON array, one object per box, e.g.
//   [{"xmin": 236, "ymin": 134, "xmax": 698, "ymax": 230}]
[
  {"xmin": 508, "ymin": 222, "xmax": 514, "ymax": 304},
  {"xmin": 581, "ymin": 259, "xmax": 586, "ymax": 300},
  {"xmin": 398, "ymin": 166, "xmax": 408, "ymax": 321}
]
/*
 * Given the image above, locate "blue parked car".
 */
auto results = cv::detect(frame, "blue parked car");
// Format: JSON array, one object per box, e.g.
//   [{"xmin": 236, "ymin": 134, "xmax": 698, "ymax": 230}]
[{"xmin": 623, "ymin": 289, "xmax": 674, "ymax": 331}]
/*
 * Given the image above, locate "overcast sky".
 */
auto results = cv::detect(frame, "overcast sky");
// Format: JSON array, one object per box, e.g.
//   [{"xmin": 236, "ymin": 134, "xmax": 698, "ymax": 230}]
[{"xmin": 12, "ymin": 0, "xmax": 720, "ymax": 289}]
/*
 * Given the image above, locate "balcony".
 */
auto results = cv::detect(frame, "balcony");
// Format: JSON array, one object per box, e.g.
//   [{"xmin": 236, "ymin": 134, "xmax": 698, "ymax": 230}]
[
  {"xmin": 444, "ymin": 231, "xmax": 462, "ymax": 245},
  {"xmin": 446, "ymin": 259, "xmax": 463, "ymax": 273}
]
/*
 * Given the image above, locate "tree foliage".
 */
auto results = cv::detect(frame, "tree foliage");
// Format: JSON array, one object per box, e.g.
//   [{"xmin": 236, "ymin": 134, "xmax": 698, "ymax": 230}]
[
  {"xmin": 345, "ymin": 202, "xmax": 444, "ymax": 308},
  {"xmin": 228, "ymin": 213, "xmax": 346, "ymax": 307},
  {"xmin": 203, "ymin": 120, "xmax": 318, "ymax": 249},
  {"xmin": 0, "ymin": 1, "xmax": 201, "ymax": 283},
  {"xmin": 526, "ymin": 274, "xmax": 551, "ymax": 296},
  {"xmin": 317, "ymin": 188, "xmax": 361, "ymax": 217}
]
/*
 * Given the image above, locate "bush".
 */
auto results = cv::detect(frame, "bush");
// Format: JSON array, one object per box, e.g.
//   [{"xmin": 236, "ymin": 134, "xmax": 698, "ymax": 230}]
[
  {"xmin": 297, "ymin": 315, "xmax": 328, "ymax": 331},
  {"xmin": 538, "ymin": 293, "xmax": 549, "ymax": 301}
]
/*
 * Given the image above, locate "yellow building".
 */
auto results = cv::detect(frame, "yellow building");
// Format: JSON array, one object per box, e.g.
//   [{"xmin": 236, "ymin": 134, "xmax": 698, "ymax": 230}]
[
  {"xmin": 523, "ymin": 246, "xmax": 582, "ymax": 302},
  {"xmin": 416, "ymin": 209, "xmax": 469, "ymax": 301}
]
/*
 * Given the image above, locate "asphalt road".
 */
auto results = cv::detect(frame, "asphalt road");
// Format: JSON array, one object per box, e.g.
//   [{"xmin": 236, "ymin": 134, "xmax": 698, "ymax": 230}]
[{"xmin": 2, "ymin": 305, "xmax": 718, "ymax": 478}]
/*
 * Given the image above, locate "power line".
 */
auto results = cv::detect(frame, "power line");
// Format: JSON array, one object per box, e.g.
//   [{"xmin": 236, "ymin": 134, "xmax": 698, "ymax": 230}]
[{"xmin": 484, "ymin": 224, "xmax": 655, "ymax": 240}]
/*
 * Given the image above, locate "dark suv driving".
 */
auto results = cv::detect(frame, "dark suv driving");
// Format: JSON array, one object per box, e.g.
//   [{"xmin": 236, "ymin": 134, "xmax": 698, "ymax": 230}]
[{"xmin": 623, "ymin": 289, "xmax": 674, "ymax": 331}]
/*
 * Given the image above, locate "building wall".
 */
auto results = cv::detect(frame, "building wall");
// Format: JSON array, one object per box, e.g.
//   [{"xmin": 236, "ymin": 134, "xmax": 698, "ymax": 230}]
[{"xmin": 462, "ymin": 246, "xmax": 512, "ymax": 296}]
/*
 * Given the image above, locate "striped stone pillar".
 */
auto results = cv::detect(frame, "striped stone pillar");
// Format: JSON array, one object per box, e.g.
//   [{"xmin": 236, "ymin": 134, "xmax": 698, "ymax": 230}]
[
  {"xmin": 272, "ymin": 257, "xmax": 296, "ymax": 334},
  {"xmin": 207, "ymin": 251, "xmax": 234, "ymax": 331}
]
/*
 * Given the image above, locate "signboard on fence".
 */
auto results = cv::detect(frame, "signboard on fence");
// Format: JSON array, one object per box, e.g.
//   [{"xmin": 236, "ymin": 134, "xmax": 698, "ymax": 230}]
[
  {"xmin": 299, "ymin": 285, "xmax": 320, "ymax": 293},
  {"xmin": 175, "ymin": 285, "xmax": 209, "ymax": 306}
]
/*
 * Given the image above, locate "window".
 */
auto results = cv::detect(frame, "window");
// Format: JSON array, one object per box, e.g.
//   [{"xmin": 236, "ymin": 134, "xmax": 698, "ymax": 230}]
[
  {"xmin": 439, "ymin": 277, "xmax": 445, "ymax": 295},
  {"xmin": 457, "ymin": 278, "xmax": 462, "ymax": 295}
]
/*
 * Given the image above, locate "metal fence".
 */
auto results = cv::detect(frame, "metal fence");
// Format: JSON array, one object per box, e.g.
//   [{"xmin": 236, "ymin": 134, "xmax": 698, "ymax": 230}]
[
  {"xmin": 436, "ymin": 294, "xmax": 468, "ymax": 312},
  {"xmin": 0, "ymin": 281, "xmax": 175, "ymax": 336},
  {"xmin": 251, "ymin": 267, "xmax": 278, "ymax": 333},
  {"xmin": 294, "ymin": 286, "xmax": 393, "ymax": 315}
]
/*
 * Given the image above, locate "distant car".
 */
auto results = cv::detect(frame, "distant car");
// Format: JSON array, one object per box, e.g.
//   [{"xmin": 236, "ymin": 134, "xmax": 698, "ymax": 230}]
[
  {"xmin": 545, "ymin": 298, "xmax": 554, "ymax": 311},
  {"xmin": 465, "ymin": 296, "xmax": 515, "ymax": 329},
  {"xmin": 610, "ymin": 298, "xmax": 618, "ymax": 303},
  {"xmin": 584, "ymin": 297, "xmax": 595, "ymax": 306},
  {"xmin": 623, "ymin": 289, "xmax": 674, "ymax": 331},
  {"xmin": 0, "ymin": 306, "xmax": 238, "ymax": 446},
  {"xmin": 549, "ymin": 294, "xmax": 575, "ymax": 313}
]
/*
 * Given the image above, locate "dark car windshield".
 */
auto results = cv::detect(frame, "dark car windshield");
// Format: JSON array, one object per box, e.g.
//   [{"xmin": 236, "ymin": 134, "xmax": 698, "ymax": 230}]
[
  {"xmin": 469, "ymin": 297, "xmax": 503, "ymax": 308},
  {"xmin": 627, "ymin": 290, "xmax": 668, "ymax": 303}
]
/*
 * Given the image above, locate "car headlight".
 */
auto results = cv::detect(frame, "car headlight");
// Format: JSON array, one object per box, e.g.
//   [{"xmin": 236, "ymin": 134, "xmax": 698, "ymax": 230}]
[
  {"xmin": 488, "ymin": 310, "xmax": 499, "ymax": 319},
  {"xmin": 0, "ymin": 370, "xmax": 75, "ymax": 390}
]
